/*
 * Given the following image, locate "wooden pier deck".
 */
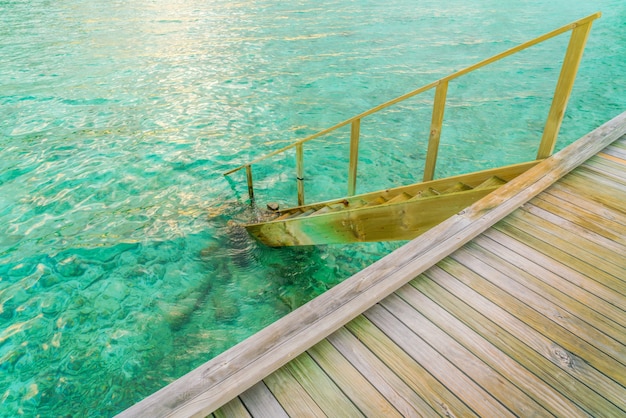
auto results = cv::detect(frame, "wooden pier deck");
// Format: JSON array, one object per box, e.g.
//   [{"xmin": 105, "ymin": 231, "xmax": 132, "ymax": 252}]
[{"xmin": 120, "ymin": 112, "xmax": 626, "ymax": 417}]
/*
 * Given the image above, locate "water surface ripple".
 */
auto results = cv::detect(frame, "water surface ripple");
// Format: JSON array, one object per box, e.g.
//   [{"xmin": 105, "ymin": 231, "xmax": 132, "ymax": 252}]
[{"xmin": 1, "ymin": 0, "xmax": 624, "ymax": 415}]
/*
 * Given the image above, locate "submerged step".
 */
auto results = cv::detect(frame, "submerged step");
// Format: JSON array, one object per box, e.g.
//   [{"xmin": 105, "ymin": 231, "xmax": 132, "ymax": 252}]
[
  {"xmin": 295, "ymin": 209, "xmax": 316, "ymax": 218},
  {"xmin": 274, "ymin": 210, "xmax": 303, "ymax": 221}
]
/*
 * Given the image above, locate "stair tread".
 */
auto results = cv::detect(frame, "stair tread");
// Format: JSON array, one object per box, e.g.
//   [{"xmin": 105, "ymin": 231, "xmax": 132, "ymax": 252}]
[
  {"xmin": 364, "ymin": 196, "xmax": 388, "ymax": 207},
  {"xmin": 410, "ymin": 187, "xmax": 440, "ymax": 200},
  {"xmin": 295, "ymin": 209, "xmax": 315, "ymax": 218},
  {"xmin": 274, "ymin": 210, "xmax": 303, "ymax": 221},
  {"xmin": 384, "ymin": 192, "xmax": 413, "ymax": 205},
  {"xmin": 308, "ymin": 201, "xmax": 345, "ymax": 216},
  {"xmin": 267, "ymin": 177, "xmax": 508, "ymax": 224},
  {"xmin": 442, "ymin": 182, "xmax": 472, "ymax": 194},
  {"xmin": 474, "ymin": 176, "xmax": 507, "ymax": 190}
]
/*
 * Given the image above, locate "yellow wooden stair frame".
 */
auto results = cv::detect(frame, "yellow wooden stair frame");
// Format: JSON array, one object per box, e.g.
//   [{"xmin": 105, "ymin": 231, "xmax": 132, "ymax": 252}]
[{"xmin": 223, "ymin": 13, "xmax": 600, "ymax": 247}]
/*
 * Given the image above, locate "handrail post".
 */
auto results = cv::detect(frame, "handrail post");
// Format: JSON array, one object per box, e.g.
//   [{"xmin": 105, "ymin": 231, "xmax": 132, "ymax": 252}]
[
  {"xmin": 245, "ymin": 165, "xmax": 254, "ymax": 202},
  {"xmin": 537, "ymin": 20, "xmax": 595, "ymax": 159},
  {"xmin": 348, "ymin": 118, "xmax": 361, "ymax": 196},
  {"xmin": 423, "ymin": 80, "xmax": 448, "ymax": 181},
  {"xmin": 296, "ymin": 143, "xmax": 305, "ymax": 206}
]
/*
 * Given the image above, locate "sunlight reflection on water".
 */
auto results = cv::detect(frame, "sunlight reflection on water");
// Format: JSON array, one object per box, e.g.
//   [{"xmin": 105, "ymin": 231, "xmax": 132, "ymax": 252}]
[{"xmin": 0, "ymin": 0, "xmax": 624, "ymax": 415}]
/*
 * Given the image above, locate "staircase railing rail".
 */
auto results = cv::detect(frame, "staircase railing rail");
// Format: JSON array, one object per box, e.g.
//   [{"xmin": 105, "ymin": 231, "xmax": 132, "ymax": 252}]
[{"xmin": 224, "ymin": 13, "xmax": 600, "ymax": 206}]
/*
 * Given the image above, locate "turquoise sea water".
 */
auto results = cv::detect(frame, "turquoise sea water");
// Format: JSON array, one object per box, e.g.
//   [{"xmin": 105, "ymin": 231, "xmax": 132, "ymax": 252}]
[{"xmin": 1, "ymin": 0, "xmax": 624, "ymax": 415}]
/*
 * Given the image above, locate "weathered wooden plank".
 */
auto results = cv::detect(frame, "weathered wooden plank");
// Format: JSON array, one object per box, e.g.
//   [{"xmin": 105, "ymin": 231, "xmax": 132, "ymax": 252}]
[
  {"xmin": 436, "ymin": 258, "xmax": 626, "ymax": 409},
  {"xmin": 262, "ymin": 367, "xmax": 326, "ymax": 417},
  {"xmin": 503, "ymin": 211, "xmax": 625, "ymax": 279},
  {"xmin": 602, "ymin": 144, "xmax": 626, "ymax": 160},
  {"xmin": 555, "ymin": 172, "xmax": 626, "ymax": 215},
  {"xmin": 468, "ymin": 238, "xmax": 626, "ymax": 346},
  {"xmin": 574, "ymin": 154, "xmax": 626, "ymax": 182},
  {"xmin": 450, "ymin": 247, "xmax": 626, "ymax": 374},
  {"xmin": 239, "ymin": 382, "xmax": 289, "ymax": 418},
  {"xmin": 502, "ymin": 210, "xmax": 626, "ymax": 278},
  {"xmin": 283, "ymin": 352, "xmax": 364, "ymax": 417},
  {"xmin": 307, "ymin": 339, "xmax": 403, "ymax": 417},
  {"xmin": 380, "ymin": 293, "xmax": 552, "ymax": 417},
  {"xmin": 571, "ymin": 165, "xmax": 626, "ymax": 189},
  {"xmin": 583, "ymin": 156, "xmax": 626, "ymax": 184},
  {"xmin": 213, "ymin": 397, "xmax": 251, "ymax": 418},
  {"xmin": 519, "ymin": 200, "xmax": 625, "ymax": 255},
  {"xmin": 119, "ymin": 112, "xmax": 626, "ymax": 418},
  {"xmin": 597, "ymin": 150, "xmax": 626, "ymax": 165},
  {"xmin": 473, "ymin": 234, "xmax": 626, "ymax": 337},
  {"xmin": 610, "ymin": 135, "xmax": 626, "ymax": 147},
  {"xmin": 326, "ymin": 327, "xmax": 438, "ymax": 417},
  {"xmin": 531, "ymin": 192, "xmax": 626, "ymax": 245},
  {"xmin": 414, "ymin": 268, "xmax": 626, "ymax": 416},
  {"xmin": 345, "ymin": 315, "xmax": 478, "ymax": 417},
  {"xmin": 545, "ymin": 182, "xmax": 626, "ymax": 227},
  {"xmin": 396, "ymin": 281, "xmax": 590, "ymax": 417},
  {"xmin": 363, "ymin": 305, "xmax": 514, "ymax": 417},
  {"xmin": 493, "ymin": 222, "xmax": 626, "ymax": 299}
]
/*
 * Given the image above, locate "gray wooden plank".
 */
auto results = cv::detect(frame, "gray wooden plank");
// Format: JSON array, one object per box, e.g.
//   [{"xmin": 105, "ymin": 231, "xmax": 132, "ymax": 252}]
[
  {"xmin": 345, "ymin": 315, "xmax": 478, "ymax": 417},
  {"xmin": 556, "ymin": 172, "xmax": 626, "ymax": 215},
  {"xmin": 364, "ymin": 304, "xmax": 515, "ymax": 417},
  {"xmin": 415, "ymin": 267, "xmax": 626, "ymax": 416},
  {"xmin": 307, "ymin": 339, "xmax": 403, "ymax": 417},
  {"xmin": 239, "ymin": 382, "xmax": 289, "ymax": 418},
  {"xmin": 283, "ymin": 352, "xmax": 364, "ymax": 417},
  {"xmin": 450, "ymin": 247, "xmax": 626, "ymax": 376},
  {"xmin": 492, "ymin": 222, "xmax": 626, "ymax": 300},
  {"xmin": 262, "ymin": 367, "xmax": 326, "ymax": 417},
  {"xmin": 473, "ymin": 234, "xmax": 626, "ymax": 338},
  {"xmin": 532, "ymin": 192, "xmax": 626, "ymax": 245},
  {"xmin": 520, "ymin": 200, "xmax": 626, "ymax": 254},
  {"xmin": 327, "ymin": 327, "xmax": 439, "ymax": 417},
  {"xmin": 213, "ymin": 397, "xmax": 251, "ymax": 418},
  {"xmin": 395, "ymin": 282, "xmax": 589, "ymax": 417},
  {"xmin": 380, "ymin": 293, "xmax": 553, "ymax": 417},
  {"xmin": 545, "ymin": 182, "xmax": 626, "ymax": 227},
  {"xmin": 503, "ymin": 213, "xmax": 625, "ymax": 280},
  {"xmin": 602, "ymin": 144, "xmax": 626, "ymax": 160},
  {"xmin": 435, "ymin": 258, "xmax": 626, "ymax": 410}
]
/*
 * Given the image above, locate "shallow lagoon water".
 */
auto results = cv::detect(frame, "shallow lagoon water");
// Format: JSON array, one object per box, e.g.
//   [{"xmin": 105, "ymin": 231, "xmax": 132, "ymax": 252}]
[{"xmin": 1, "ymin": 0, "xmax": 625, "ymax": 415}]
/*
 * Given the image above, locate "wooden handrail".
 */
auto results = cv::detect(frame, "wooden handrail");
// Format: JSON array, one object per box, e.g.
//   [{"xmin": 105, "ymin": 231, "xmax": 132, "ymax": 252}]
[
  {"xmin": 423, "ymin": 80, "xmax": 448, "ymax": 182},
  {"xmin": 347, "ymin": 119, "xmax": 361, "ymax": 197},
  {"xmin": 224, "ymin": 13, "xmax": 600, "ymax": 204}
]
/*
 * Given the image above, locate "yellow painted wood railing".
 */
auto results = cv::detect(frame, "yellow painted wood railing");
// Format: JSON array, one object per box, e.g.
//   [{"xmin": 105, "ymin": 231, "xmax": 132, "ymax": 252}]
[{"xmin": 224, "ymin": 13, "xmax": 600, "ymax": 206}]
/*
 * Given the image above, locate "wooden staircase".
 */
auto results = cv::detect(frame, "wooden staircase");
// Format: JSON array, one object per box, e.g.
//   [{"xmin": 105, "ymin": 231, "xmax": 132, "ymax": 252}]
[
  {"xmin": 223, "ymin": 14, "xmax": 599, "ymax": 247},
  {"xmin": 245, "ymin": 162, "xmax": 538, "ymax": 246}
]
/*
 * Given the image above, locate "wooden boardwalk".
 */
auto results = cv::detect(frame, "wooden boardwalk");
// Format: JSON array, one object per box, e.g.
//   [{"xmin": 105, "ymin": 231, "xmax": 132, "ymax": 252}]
[{"xmin": 120, "ymin": 112, "xmax": 626, "ymax": 417}]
